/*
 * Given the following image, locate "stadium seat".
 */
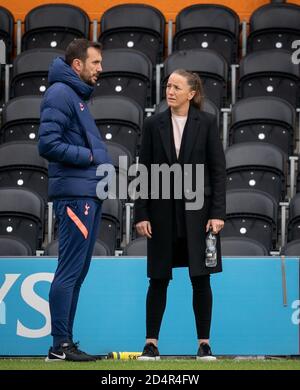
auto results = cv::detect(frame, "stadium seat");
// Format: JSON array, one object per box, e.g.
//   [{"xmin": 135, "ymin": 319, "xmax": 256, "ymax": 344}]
[
  {"xmin": 173, "ymin": 4, "xmax": 240, "ymax": 64},
  {"xmin": 11, "ymin": 49, "xmax": 65, "ymax": 98},
  {"xmin": 222, "ymin": 189, "xmax": 278, "ymax": 251},
  {"xmin": 99, "ymin": 198, "xmax": 123, "ymax": 254},
  {"xmin": 44, "ymin": 238, "xmax": 111, "ymax": 256},
  {"xmin": 123, "ymin": 237, "xmax": 147, "ymax": 256},
  {"xmin": 106, "ymin": 141, "xmax": 133, "ymax": 168},
  {"xmin": 162, "ymin": 49, "xmax": 228, "ymax": 108},
  {"xmin": 0, "ymin": 142, "xmax": 48, "ymax": 204},
  {"xmin": 221, "ymin": 236, "xmax": 269, "ymax": 256},
  {"xmin": 99, "ymin": 4, "xmax": 165, "ymax": 66},
  {"xmin": 248, "ymin": 3, "xmax": 300, "ymax": 53},
  {"xmin": 297, "ymin": 157, "xmax": 300, "ymax": 194},
  {"xmin": 105, "ymin": 141, "xmax": 133, "ymax": 201},
  {"xmin": 238, "ymin": 50, "xmax": 300, "ymax": 107},
  {"xmin": 22, "ymin": 4, "xmax": 89, "ymax": 51},
  {"xmin": 88, "ymin": 95, "xmax": 143, "ymax": 158},
  {"xmin": 0, "ymin": 96, "xmax": 42, "ymax": 143},
  {"xmin": 0, "ymin": 188, "xmax": 44, "ymax": 253},
  {"xmin": 287, "ymin": 193, "xmax": 300, "ymax": 242},
  {"xmin": 0, "ymin": 235, "xmax": 33, "ymax": 256},
  {"xmin": 0, "ymin": 41, "xmax": 5, "ymax": 104},
  {"xmin": 93, "ymin": 49, "xmax": 153, "ymax": 109},
  {"xmin": 229, "ymin": 96, "xmax": 295, "ymax": 156},
  {"xmin": 225, "ymin": 142, "xmax": 286, "ymax": 203},
  {"xmin": 0, "ymin": 6, "xmax": 14, "ymax": 63},
  {"xmin": 280, "ymin": 239, "xmax": 300, "ymax": 256}
]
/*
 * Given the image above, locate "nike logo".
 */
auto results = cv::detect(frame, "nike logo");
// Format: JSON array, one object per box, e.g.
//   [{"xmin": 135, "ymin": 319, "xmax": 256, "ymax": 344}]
[{"xmin": 51, "ymin": 352, "xmax": 66, "ymax": 359}]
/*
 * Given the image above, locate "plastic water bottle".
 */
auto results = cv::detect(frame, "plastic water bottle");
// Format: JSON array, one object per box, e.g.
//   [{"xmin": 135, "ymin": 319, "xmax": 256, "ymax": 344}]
[
  {"xmin": 107, "ymin": 352, "xmax": 142, "ymax": 360},
  {"xmin": 205, "ymin": 231, "xmax": 217, "ymax": 267}
]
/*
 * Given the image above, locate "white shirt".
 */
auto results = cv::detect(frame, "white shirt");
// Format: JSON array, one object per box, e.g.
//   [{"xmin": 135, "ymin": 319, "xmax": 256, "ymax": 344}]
[{"xmin": 171, "ymin": 114, "xmax": 187, "ymax": 158}]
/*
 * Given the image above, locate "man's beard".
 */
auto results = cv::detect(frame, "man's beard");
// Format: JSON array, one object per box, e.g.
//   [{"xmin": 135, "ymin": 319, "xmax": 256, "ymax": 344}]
[
  {"xmin": 85, "ymin": 78, "xmax": 95, "ymax": 86},
  {"xmin": 80, "ymin": 71, "xmax": 98, "ymax": 86}
]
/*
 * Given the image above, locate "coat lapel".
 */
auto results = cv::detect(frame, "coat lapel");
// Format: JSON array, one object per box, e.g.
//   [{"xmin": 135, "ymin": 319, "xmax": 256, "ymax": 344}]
[
  {"xmin": 182, "ymin": 106, "xmax": 201, "ymax": 163},
  {"xmin": 158, "ymin": 106, "xmax": 202, "ymax": 164},
  {"xmin": 158, "ymin": 108, "xmax": 172, "ymax": 164}
]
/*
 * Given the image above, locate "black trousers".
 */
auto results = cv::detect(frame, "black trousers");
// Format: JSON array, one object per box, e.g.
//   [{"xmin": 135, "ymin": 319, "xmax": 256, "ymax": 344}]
[{"xmin": 146, "ymin": 275, "xmax": 212, "ymax": 340}]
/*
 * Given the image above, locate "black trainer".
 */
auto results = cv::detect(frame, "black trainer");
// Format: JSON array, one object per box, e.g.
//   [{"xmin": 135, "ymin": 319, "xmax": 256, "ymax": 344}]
[
  {"xmin": 137, "ymin": 343, "xmax": 160, "ymax": 361},
  {"xmin": 196, "ymin": 342, "xmax": 217, "ymax": 361},
  {"xmin": 45, "ymin": 342, "xmax": 96, "ymax": 362}
]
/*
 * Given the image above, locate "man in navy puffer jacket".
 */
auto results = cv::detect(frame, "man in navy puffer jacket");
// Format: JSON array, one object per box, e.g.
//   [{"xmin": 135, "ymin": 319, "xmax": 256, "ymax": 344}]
[{"xmin": 39, "ymin": 39, "xmax": 112, "ymax": 362}]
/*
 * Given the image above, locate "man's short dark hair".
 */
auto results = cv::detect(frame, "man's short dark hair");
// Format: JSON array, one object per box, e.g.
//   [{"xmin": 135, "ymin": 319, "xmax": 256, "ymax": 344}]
[{"xmin": 65, "ymin": 39, "xmax": 102, "ymax": 66}]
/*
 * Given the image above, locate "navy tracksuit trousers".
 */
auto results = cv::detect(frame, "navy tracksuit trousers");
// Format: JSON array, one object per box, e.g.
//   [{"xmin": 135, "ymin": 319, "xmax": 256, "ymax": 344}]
[{"xmin": 49, "ymin": 198, "xmax": 102, "ymax": 347}]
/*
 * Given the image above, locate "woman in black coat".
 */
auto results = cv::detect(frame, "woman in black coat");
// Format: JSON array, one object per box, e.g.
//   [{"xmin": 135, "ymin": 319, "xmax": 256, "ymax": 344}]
[{"xmin": 134, "ymin": 69, "xmax": 226, "ymax": 360}]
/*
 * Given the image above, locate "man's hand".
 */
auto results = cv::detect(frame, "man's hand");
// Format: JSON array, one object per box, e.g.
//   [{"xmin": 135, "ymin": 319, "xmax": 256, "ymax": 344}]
[
  {"xmin": 136, "ymin": 220, "xmax": 152, "ymax": 238},
  {"xmin": 206, "ymin": 219, "xmax": 224, "ymax": 234},
  {"xmin": 89, "ymin": 153, "xmax": 93, "ymax": 162}
]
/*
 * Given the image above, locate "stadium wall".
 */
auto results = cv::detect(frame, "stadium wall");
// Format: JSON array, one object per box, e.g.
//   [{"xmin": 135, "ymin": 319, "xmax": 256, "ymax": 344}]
[{"xmin": 0, "ymin": 257, "xmax": 299, "ymax": 356}]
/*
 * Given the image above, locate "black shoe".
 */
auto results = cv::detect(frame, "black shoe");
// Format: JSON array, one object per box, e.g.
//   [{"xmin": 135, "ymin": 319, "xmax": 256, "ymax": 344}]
[
  {"xmin": 137, "ymin": 343, "xmax": 160, "ymax": 361},
  {"xmin": 196, "ymin": 343, "xmax": 217, "ymax": 361},
  {"xmin": 45, "ymin": 342, "xmax": 96, "ymax": 362}
]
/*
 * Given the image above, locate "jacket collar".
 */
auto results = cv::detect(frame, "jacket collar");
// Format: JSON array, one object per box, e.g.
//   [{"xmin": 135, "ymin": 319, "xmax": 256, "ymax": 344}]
[{"xmin": 48, "ymin": 57, "xmax": 94, "ymax": 101}]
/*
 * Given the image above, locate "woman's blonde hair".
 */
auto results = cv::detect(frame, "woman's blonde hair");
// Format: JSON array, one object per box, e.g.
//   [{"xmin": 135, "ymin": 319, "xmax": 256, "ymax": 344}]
[{"xmin": 171, "ymin": 69, "xmax": 204, "ymax": 110}]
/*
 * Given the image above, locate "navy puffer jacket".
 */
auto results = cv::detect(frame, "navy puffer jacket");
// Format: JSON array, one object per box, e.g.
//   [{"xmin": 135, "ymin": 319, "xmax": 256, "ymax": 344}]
[{"xmin": 38, "ymin": 57, "xmax": 112, "ymax": 200}]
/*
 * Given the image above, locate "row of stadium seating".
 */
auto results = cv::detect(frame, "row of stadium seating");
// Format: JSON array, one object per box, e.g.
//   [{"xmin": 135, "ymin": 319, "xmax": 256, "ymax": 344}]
[
  {"xmin": 1, "ymin": 2, "xmax": 300, "ymax": 107},
  {"xmin": 0, "ymin": 167, "xmax": 300, "ymax": 255},
  {"xmin": 1, "ymin": 94, "xmax": 298, "ymax": 157},
  {"xmin": 0, "ymin": 158, "xmax": 300, "ymax": 253},
  {"xmin": 1, "ymin": 2, "xmax": 300, "ymax": 65},
  {"xmin": 1, "ymin": 46, "xmax": 300, "ymax": 111},
  {"xmin": 1, "ymin": 2, "xmax": 300, "ymax": 257}
]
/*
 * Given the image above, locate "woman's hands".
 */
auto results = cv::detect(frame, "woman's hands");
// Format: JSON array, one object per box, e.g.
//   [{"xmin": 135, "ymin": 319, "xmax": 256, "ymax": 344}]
[
  {"xmin": 206, "ymin": 219, "xmax": 224, "ymax": 234},
  {"xmin": 137, "ymin": 219, "xmax": 224, "ymax": 238},
  {"xmin": 136, "ymin": 221, "xmax": 152, "ymax": 238}
]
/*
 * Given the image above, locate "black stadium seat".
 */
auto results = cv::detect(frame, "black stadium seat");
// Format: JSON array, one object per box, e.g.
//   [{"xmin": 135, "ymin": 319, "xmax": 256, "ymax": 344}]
[
  {"xmin": 248, "ymin": 3, "xmax": 300, "ymax": 53},
  {"xmin": 123, "ymin": 237, "xmax": 147, "ymax": 256},
  {"xmin": 222, "ymin": 189, "xmax": 278, "ymax": 251},
  {"xmin": 88, "ymin": 95, "xmax": 143, "ymax": 158},
  {"xmin": 99, "ymin": 198, "xmax": 123, "ymax": 254},
  {"xmin": 221, "ymin": 237, "xmax": 269, "ymax": 256},
  {"xmin": 0, "ymin": 142, "xmax": 48, "ymax": 204},
  {"xmin": 105, "ymin": 141, "xmax": 133, "ymax": 201},
  {"xmin": 0, "ymin": 188, "xmax": 44, "ymax": 253},
  {"xmin": 288, "ymin": 193, "xmax": 300, "ymax": 242},
  {"xmin": 281, "ymin": 239, "xmax": 300, "ymax": 256},
  {"xmin": 0, "ymin": 6, "xmax": 14, "ymax": 63},
  {"xmin": 93, "ymin": 49, "xmax": 153, "ymax": 109},
  {"xmin": 173, "ymin": 4, "xmax": 240, "ymax": 64},
  {"xmin": 229, "ymin": 96, "xmax": 295, "ymax": 155},
  {"xmin": 238, "ymin": 50, "xmax": 300, "ymax": 107},
  {"xmin": 297, "ymin": 157, "xmax": 300, "ymax": 194},
  {"xmin": 99, "ymin": 4, "xmax": 165, "ymax": 66},
  {"xmin": 11, "ymin": 49, "xmax": 64, "ymax": 98},
  {"xmin": 22, "ymin": 4, "xmax": 89, "ymax": 51},
  {"xmin": 0, "ymin": 235, "xmax": 32, "ymax": 256},
  {"xmin": 225, "ymin": 142, "xmax": 286, "ymax": 203},
  {"xmin": 0, "ymin": 96, "xmax": 42, "ymax": 143}
]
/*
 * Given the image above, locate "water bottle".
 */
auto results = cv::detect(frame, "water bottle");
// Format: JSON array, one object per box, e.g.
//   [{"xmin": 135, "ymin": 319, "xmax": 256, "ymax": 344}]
[
  {"xmin": 205, "ymin": 231, "xmax": 217, "ymax": 267},
  {"xmin": 107, "ymin": 352, "xmax": 142, "ymax": 360}
]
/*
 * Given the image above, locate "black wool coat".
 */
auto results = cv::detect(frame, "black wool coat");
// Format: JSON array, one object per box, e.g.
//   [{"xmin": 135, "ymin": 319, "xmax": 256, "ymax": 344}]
[{"xmin": 134, "ymin": 106, "xmax": 226, "ymax": 278}]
